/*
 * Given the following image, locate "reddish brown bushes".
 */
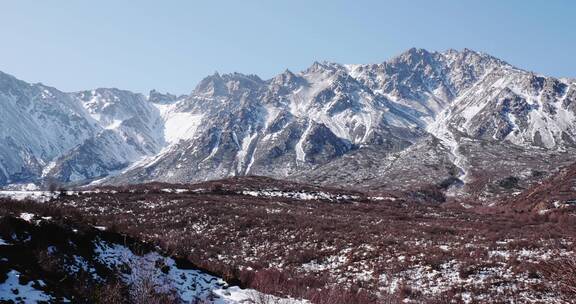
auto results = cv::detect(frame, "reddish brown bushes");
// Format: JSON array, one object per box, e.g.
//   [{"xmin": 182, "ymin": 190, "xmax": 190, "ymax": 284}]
[{"xmin": 2, "ymin": 182, "xmax": 576, "ymax": 303}]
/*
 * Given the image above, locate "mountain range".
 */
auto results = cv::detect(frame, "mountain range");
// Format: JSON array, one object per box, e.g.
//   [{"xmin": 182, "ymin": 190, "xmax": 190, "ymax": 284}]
[{"xmin": 1, "ymin": 48, "xmax": 575, "ymax": 202}]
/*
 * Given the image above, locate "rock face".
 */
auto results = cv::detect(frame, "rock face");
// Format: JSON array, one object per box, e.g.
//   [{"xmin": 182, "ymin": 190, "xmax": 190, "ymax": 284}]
[
  {"xmin": 109, "ymin": 64, "xmax": 424, "ymax": 185},
  {"xmin": 0, "ymin": 72, "xmax": 97, "ymax": 185},
  {"xmin": 0, "ymin": 48, "xmax": 575, "ymax": 201},
  {"xmin": 44, "ymin": 88, "xmax": 167, "ymax": 183}
]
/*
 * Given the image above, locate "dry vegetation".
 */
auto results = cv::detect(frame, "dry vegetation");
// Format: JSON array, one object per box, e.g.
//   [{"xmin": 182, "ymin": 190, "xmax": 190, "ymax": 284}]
[
  {"xmin": 1, "ymin": 176, "xmax": 575, "ymax": 303},
  {"xmin": 0, "ymin": 210, "xmax": 187, "ymax": 303}
]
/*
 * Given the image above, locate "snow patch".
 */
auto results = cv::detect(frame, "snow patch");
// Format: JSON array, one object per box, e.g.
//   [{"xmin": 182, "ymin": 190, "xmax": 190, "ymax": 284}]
[
  {"xmin": 0, "ymin": 270, "xmax": 54, "ymax": 303},
  {"xmin": 93, "ymin": 240, "xmax": 306, "ymax": 303},
  {"xmin": 295, "ymin": 121, "xmax": 313, "ymax": 163},
  {"xmin": 19, "ymin": 213, "xmax": 35, "ymax": 222},
  {"xmin": 241, "ymin": 189, "xmax": 358, "ymax": 202}
]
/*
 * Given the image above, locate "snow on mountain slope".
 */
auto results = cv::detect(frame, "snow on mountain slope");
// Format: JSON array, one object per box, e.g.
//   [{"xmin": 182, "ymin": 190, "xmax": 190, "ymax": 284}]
[
  {"xmin": 0, "ymin": 72, "xmax": 98, "ymax": 185},
  {"xmin": 1, "ymin": 48, "xmax": 575, "ymax": 193},
  {"xmin": 344, "ymin": 48, "xmax": 509, "ymax": 121},
  {"xmin": 289, "ymin": 62, "xmax": 422, "ymax": 143},
  {"xmin": 429, "ymin": 66, "xmax": 576, "ymax": 151},
  {"xmin": 153, "ymin": 100, "xmax": 204, "ymax": 144},
  {"xmin": 105, "ymin": 61, "xmax": 425, "ymax": 185},
  {"xmin": 299, "ymin": 49, "xmax": 576, "ymax": 196},
  {"xmin": 41, "ymin": 89, "xmax": 168, "ymax": 183},
  {"xmin": 0, "ymin": 75, "xmax": 194, "ymax": 186}
]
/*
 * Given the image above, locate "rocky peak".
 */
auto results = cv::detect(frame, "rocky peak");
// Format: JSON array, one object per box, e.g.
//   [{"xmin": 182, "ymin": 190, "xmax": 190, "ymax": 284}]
[
  {"xmin": 1, "ymin": 48, "xmax": 575, "ymax": 194},
  {"xmin": 193, "ymin": 72, "xmax": 227, "ymax": 96},
  {"xmin": 269, "ymin": 69, "xmax": 306, "ymax": 95},
  {"xmin": 0, "ymin": 71, "xmax": 30, "ymax": 92},
  {"xmin": 389, "ymin": 47, "xmax": 436, "ymax": 67},
  {"xmin": 193, "ymin": 72, "xmax": 264, "ymax": 97},
  {"xmin": 304, "ymin": 61, "xmax": 343, "ymax": 75},
  {"xmin": 148, "ymin": 89, "xmax": 184, "ymax": 104}
]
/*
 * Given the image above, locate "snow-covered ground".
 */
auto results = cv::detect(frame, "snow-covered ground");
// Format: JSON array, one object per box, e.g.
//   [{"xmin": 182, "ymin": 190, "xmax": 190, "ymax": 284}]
[
  {"xmin": 0, "ymin": 189, "xmax": 120, "ymax": 202},
  {"xmin": 0, "ymin": 190, "xmax": 61, "ymax": 202},
  {"xmin": 241, "ymin": 189, "xmax": 358, "ymax": 202},
  {"xmin": 93, "ymin": 240, "xmax": 307, "ymax": 303},
  {"xmin": 0, "ymin": 212, "xmax": 307, "ymax": 304},
  {"xmin": 0, "ymin": 270, "xmax": 56, "ymax": 303}
]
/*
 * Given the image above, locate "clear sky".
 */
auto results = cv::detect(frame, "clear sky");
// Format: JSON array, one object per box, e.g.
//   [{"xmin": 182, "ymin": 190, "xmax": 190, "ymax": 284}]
[{"xmin": 1, "ymin": 1, "xmax": 574, "ymax": 94}]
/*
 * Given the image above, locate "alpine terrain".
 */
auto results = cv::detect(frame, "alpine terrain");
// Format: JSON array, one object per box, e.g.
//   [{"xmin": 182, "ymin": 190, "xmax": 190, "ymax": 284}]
[
  {"xmin": 1, "ymin": 48, "xmax": 575, "ymax": 203},
  {"xmin": 1, "ymin": 47, "xmax": 576, "ymax": 303}
]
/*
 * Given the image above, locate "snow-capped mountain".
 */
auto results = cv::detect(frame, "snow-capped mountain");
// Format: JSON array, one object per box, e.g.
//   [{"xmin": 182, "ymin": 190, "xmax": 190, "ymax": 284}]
[
  {"xmin": 42, "ymin": 88, "xmax": 168, "ymax": 183},
  {"xmin": 1, "ymin": 48, "xmax": 575, "ymax": 200},
  {"xmin": 109, "ymin": 63, "xmax": 425, "ymax": 185},
  {"xmin": 345, "ymin": 48, "xmax": 510, "ymax": 120},
  {"xmin": 0, "ymin": 72, "xmax": 97, "ymax": 186}
]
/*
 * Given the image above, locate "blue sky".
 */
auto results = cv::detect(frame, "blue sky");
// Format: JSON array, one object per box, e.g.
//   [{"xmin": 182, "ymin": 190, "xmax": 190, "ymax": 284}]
[{"xmin": 1, "ymin": 1, "xmax": 574, "ymax": 94}]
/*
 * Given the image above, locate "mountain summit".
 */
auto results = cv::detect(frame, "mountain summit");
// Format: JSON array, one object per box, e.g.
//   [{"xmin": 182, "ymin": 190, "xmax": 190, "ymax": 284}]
[{"xmin": 1, "ymin": 49, "xmax": 574, "ymax": 201}]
